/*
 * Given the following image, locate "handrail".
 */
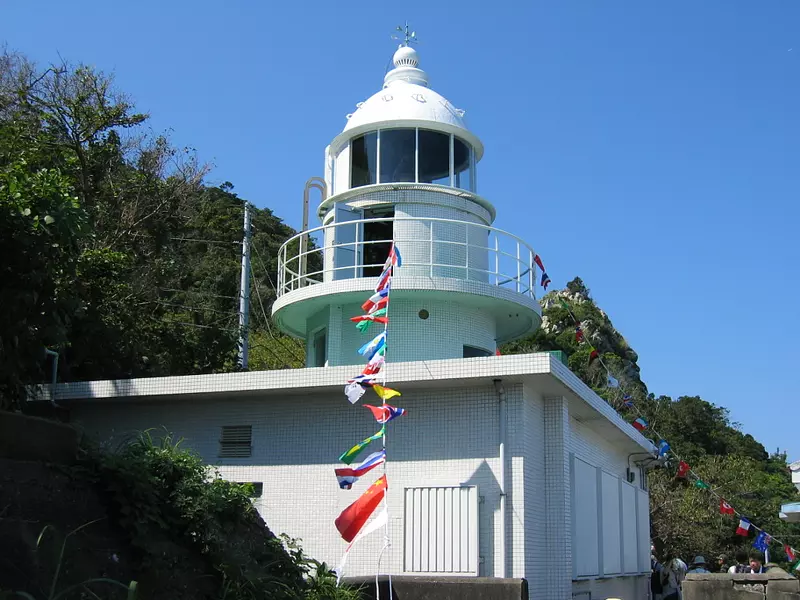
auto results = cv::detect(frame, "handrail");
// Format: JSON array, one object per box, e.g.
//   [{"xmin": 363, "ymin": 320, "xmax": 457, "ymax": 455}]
[{"xmin": 277, "ymin": 216, "xmax": 539, "ymax": 300}]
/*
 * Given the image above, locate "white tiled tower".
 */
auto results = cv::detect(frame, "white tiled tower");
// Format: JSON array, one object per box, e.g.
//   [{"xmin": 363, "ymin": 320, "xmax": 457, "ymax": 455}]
[{"xmin": 272, "ymin": 42, "xmax": 543, "ymax": 367}]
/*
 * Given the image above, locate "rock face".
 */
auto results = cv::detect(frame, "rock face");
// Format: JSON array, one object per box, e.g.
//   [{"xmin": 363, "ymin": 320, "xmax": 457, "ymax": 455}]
[{"xmin": 502, "ymin": 277, "xmax": 647, "ymax": 400}]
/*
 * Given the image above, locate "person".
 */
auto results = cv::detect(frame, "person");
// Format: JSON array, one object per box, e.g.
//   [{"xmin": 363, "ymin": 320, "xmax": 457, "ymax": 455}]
[
  {"xmin": 749, "ymin": 550, "xmax": 766, "ymax": 574},
  {"xmin": 728, "ymin": 550, "xmax": 750, "ymax": 574},
  {"xmin": 660, "ymin": 554, "xmax": 688, "ymax": 600},
  {"xmin": 651, "ymin": 554, "xmax": 664, "ymax": 599},
  {"xmin": 717, "ymin": 554, "xmax": 729, "ymax": 573},
  {"xmin": 688, "ymin": 555, "xmax": 710, "ymax": 574}
]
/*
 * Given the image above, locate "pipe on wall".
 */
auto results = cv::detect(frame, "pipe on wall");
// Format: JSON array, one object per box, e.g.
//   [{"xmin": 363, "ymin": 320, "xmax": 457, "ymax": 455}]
[{"xmin": 493, "ymin": 378, "xmax": 507, "ymax": 578}]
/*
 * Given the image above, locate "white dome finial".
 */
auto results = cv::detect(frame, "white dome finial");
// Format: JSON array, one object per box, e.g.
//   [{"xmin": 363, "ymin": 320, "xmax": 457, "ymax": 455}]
[{"xmin": 384, "ymin": 24, "xmax": 428, "ymax": 87}]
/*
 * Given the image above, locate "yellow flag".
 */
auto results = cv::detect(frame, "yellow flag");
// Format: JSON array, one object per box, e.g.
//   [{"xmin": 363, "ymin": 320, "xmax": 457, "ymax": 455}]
[{"xmin": 373, "ymin": 384, "xmax": 401, "ymax": 401}]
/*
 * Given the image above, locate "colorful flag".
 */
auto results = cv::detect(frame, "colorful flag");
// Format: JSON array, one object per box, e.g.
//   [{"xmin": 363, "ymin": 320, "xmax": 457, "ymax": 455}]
[
  {"xmin": 348, "ymin": 374, "xmax": 376, "ymax": 387},
  {"xmin": 351, "ymin": 308, "xmax": 388, "ymax": 333},
  {"xmin": 720, "ymin": 499, "xmax": 735, "ymax": 515},
  {"xmin": 541, "ymin": 272, "xmax": 551, "ymax": 290},
  {"xmin": 753, "ymin": 531, "xmax": 771, "ymax": 552},
  {"xmin": 334, "ymin": 475, "xmax": 388, "ymax": 542},
  {"xmin": 334, "ymin": 450, "xmax": 386, "ymax": 489},
  {"xmin": 362, "ymin": 288, "xmax": 390, "ymax": 313},
  {"xmin": 559, "ymin": 299, "xmax": 570, "ymax": 311},
  {"xmin": 335, "ymin": 508, "xmax": 388, "ymax": 582},
  {"xmin": 589, "ymin": 349, "xmax": 599, "ymax": 365},
  {"xmin": 375, "ymin": 267, "xmax": 392, "ymax": 293},
  {"xmin": 695, "ymin": 479, "xmax": 710, "ymax": 490},
  {"xmin": 607, "ymin": 374, "xmax": 620, "ymax": 388},
  {"xmin": 361, "ymin": 354, "xmax": 384, "ymax": 376},
  {"xmin": 365, "ymin": 404, "xmax": 406, "ymax": 424},
  {"xmin": 533, "ymin": 254, "xmax": 546, "ymax": 273},
  {"xmin": 338, "ymin": 427, "xmax": 385, "ymax": 465},
  {"xmin": 786, "ymin": 545, "xmax": 797, "ymax": 563},
  {"xmin": 632, "ymin": 417, "xmax": 648, "ymax": 432},
  {"xmin": 736, "ymin": 518, "xmax": 751, "ymax": 536},
  {"xmin": 575, "ymin": 326, "xmax": 584, "ymax": 343},
  {"xmin": 358, "ymin": 331, "xmax": 386, "ymax": 360},
  {"xmin": 344, "ymin": 381, "xmax": 366, "ymax": 404},
  {"xmin": 657, "ymin": 440, "xmax": 670, "ymax": 457},
  {"xmin": 495, "ymin": 347, "xmax": 502, "ymax": 356},
  {"xmin": 368, "ymin": 296, "xmax": 389, "ymax": 314},
  {"xmin": 676, "ymin": 460, "xmax": 690, "ymax": 478},
  {"xmin": 383, "ymin": 243, "xmax": 402, "ymax": 269},
  {"xmin": 372, "ymin": 384, "xmax": 401, "ymax": 401},
  {"xmin": 794, "ymin": 559, "xmax": 800, "ymax": 572},
  {"xmin": 622, "ymin": 394, "xmax": 634, "ymax": 409}
]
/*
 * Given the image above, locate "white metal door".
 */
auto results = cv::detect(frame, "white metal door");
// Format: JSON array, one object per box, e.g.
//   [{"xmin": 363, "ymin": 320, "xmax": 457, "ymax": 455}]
[
  {"xmin": 333, "ymin": 204, "xmax": 362, "ymax": 280},
  {"xmin": 403, "ymin": 485, "xmax": 479, "ymax": 575}
]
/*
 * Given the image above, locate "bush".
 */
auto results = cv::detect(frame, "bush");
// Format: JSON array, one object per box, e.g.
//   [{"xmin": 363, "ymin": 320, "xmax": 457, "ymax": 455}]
[{"xmin": 89, "ymin": 430, "xmax": 360, "ymax": 600}]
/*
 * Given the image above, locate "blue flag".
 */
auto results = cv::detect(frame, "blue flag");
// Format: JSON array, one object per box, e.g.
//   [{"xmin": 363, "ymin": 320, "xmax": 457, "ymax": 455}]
[
  {"xmin": 657, "ymin": 440, "xmax": 670, "ymax": 457},
  {"xmin": 753, "ymin": 531, "xmax": 771, "ymax": 552}
]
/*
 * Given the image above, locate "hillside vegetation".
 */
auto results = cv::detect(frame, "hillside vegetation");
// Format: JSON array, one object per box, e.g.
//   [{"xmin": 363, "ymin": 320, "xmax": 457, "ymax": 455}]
[{"xmin": 0, "ymin": 50, "xmax": 305, "ymax": 410}]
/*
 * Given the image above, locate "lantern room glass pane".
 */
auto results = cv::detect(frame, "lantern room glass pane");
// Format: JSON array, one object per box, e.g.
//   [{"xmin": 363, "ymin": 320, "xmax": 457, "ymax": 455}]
[
  {"xmin": 379, "ymin": 128, "xmax": 416, "ymax": 183},
  {"xmin": 454, "ymin": 137, "xmax": 473, "ymax": 192},
  {"xmin": 351, "ymin": 132, "xmax": 377, "ymax": 188},
  {"xmin": 418, "ymin": 130, "xmax": 451, "ymax": 186}
]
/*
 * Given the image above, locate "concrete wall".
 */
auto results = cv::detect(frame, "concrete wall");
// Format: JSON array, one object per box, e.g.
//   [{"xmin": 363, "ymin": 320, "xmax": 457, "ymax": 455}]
[{"xmin": 683, "ymin": 571, "xmax": 800, "ymax": 600}]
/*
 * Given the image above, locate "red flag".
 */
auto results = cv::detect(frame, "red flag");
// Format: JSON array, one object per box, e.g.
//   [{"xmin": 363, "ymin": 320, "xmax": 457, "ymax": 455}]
[
  {"xmin": 335, "ymin": 475, "xmax": 388, "ymax": 542},
  {"xmin": 720, "ymin": 499, "xmax": 735, "ymax": 516},
  {"xmin": 495, "ymin": 347, "xmax": 501, "ymax": 356},
  {"xmin": 575, "ymin": 326, "xmax": 584, "ymax": 343},
  {"xmin": 676, "ymin": 461, "xmax": 690, "ymax": 478},
  {"xmin": 786, "ymin": 545, "xmax": 797, "ymax": 563},
  {"xmin": 588, "ymin": 349, "xmax": 599, "ymax": 365}
]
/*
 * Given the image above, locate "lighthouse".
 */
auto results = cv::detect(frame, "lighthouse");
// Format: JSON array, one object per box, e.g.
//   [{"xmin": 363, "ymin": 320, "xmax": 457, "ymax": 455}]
[
  {"xmin": 56, "ymin": 34, "xmax": 658, "ymax": 600},
  {"xmin": 272, "ymin": 40, "xmax": 542, "ymax": 367}
]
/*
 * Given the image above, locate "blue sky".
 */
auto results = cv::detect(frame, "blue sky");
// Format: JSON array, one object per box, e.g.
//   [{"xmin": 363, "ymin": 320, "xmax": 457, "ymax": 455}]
[{"xmin": 3, "ymin": 1, "xmax": 799, "ymax": 459}]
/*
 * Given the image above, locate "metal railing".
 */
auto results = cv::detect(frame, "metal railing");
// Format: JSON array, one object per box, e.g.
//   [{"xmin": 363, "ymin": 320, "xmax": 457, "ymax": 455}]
[{"xmin": 277, "ymin": 216, "xmax": 539, "ymax": 300}]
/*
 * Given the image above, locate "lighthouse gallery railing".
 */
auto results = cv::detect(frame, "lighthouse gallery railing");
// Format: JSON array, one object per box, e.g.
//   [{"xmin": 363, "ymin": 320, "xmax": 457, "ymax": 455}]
[{"xmin": 277, "ymin": 216, "xmax": 540, "ymax": 299}]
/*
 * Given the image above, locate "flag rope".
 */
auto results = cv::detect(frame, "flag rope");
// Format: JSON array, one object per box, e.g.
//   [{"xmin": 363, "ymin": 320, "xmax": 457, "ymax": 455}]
[
  {"xmin": 377, "ymin": 255, "xmax": 394, "ymax": 600},
  {"xmin": 549, "ymin": 291, "xmax": 795, "ymax": 558},
  {"xmin": 335, "ymin": 244, "xmax": 403, "ymax": 595}
]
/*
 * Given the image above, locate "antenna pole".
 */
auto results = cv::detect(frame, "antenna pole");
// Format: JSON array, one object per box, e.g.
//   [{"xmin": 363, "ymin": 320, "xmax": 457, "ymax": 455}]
[{"xmin": 238, "ymin": 201, "xmax": 252, "ymax": 369}]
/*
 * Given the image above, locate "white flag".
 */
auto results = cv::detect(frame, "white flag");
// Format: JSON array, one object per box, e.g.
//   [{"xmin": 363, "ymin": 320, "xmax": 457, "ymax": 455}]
[{"xmin": 344, "ymin": 382, "xmax": 366, "ymax": 404}]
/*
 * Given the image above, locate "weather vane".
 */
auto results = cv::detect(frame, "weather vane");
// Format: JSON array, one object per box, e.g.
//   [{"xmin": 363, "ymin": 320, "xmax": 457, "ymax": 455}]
[{"xmin": 392, "ymin": 22, "xmax": 418, "ymax": 47}]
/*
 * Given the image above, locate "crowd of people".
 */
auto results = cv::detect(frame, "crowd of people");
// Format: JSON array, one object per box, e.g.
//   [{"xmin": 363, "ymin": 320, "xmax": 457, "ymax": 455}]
[{"xmin": 650, "ymin": 548, "xmax": 769, "ymax": 599}]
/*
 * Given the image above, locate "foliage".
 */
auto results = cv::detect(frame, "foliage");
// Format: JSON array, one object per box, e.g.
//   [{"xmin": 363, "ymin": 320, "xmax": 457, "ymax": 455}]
[
  {"xmin": 87, "ymin": 431, "xmax": 358, "ymax": 599},
  {"xmin": 0, "ymin": 50, "xmax": 307, "ymax": 408},
  {"xmin": 502, "ymin": 277, "xmax": 800, "ymax": 565}
]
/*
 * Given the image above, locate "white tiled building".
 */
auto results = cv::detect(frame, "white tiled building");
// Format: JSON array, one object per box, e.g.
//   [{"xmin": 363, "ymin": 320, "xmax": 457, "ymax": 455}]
[{"xmin": 44, "ymin": 40, "xmax": 658, "ymax": 600}]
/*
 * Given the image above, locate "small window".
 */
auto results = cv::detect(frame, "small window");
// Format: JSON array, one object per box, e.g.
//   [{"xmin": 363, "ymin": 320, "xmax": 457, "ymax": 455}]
[
  {"xmin": 418, "ymin": 129, "xmax": 451, "ymax": 185},
  {"xmin": 454, "ymin": 137, "xmax": 473, "ymax": 192},
  {"xmin": 351, "ymin": 132, "xmax": 377, "ymax": 187},
  {"xmin": 463, "ymin": 345, "xmax": 492, "ymax": 358},
  {"xmin": 313, "ymin": 328, "xmax": 327, "ymax": 367},
  {"xmin": 219, "ymin": 425, "xmax": 252, "ymax": 458},
  {"xmin": 379, "ymin": 128, "xmax": 416, "ymax": 183}
]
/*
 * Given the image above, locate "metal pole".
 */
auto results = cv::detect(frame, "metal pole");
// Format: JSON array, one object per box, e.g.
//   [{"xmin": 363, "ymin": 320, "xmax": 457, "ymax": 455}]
[
  {"xmin": 238, "ymin": 202, "xmax": 252, "ymax": 369},
  {"xmin": 302, "ymin": 177, "xmax": 327, "ymax": 287}
]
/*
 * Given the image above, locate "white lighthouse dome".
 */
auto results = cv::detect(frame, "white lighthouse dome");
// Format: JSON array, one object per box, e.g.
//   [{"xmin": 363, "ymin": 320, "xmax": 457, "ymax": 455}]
[{"xmin": 336, "ymin": 45, "xmax": 484, "ymax": 160}]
